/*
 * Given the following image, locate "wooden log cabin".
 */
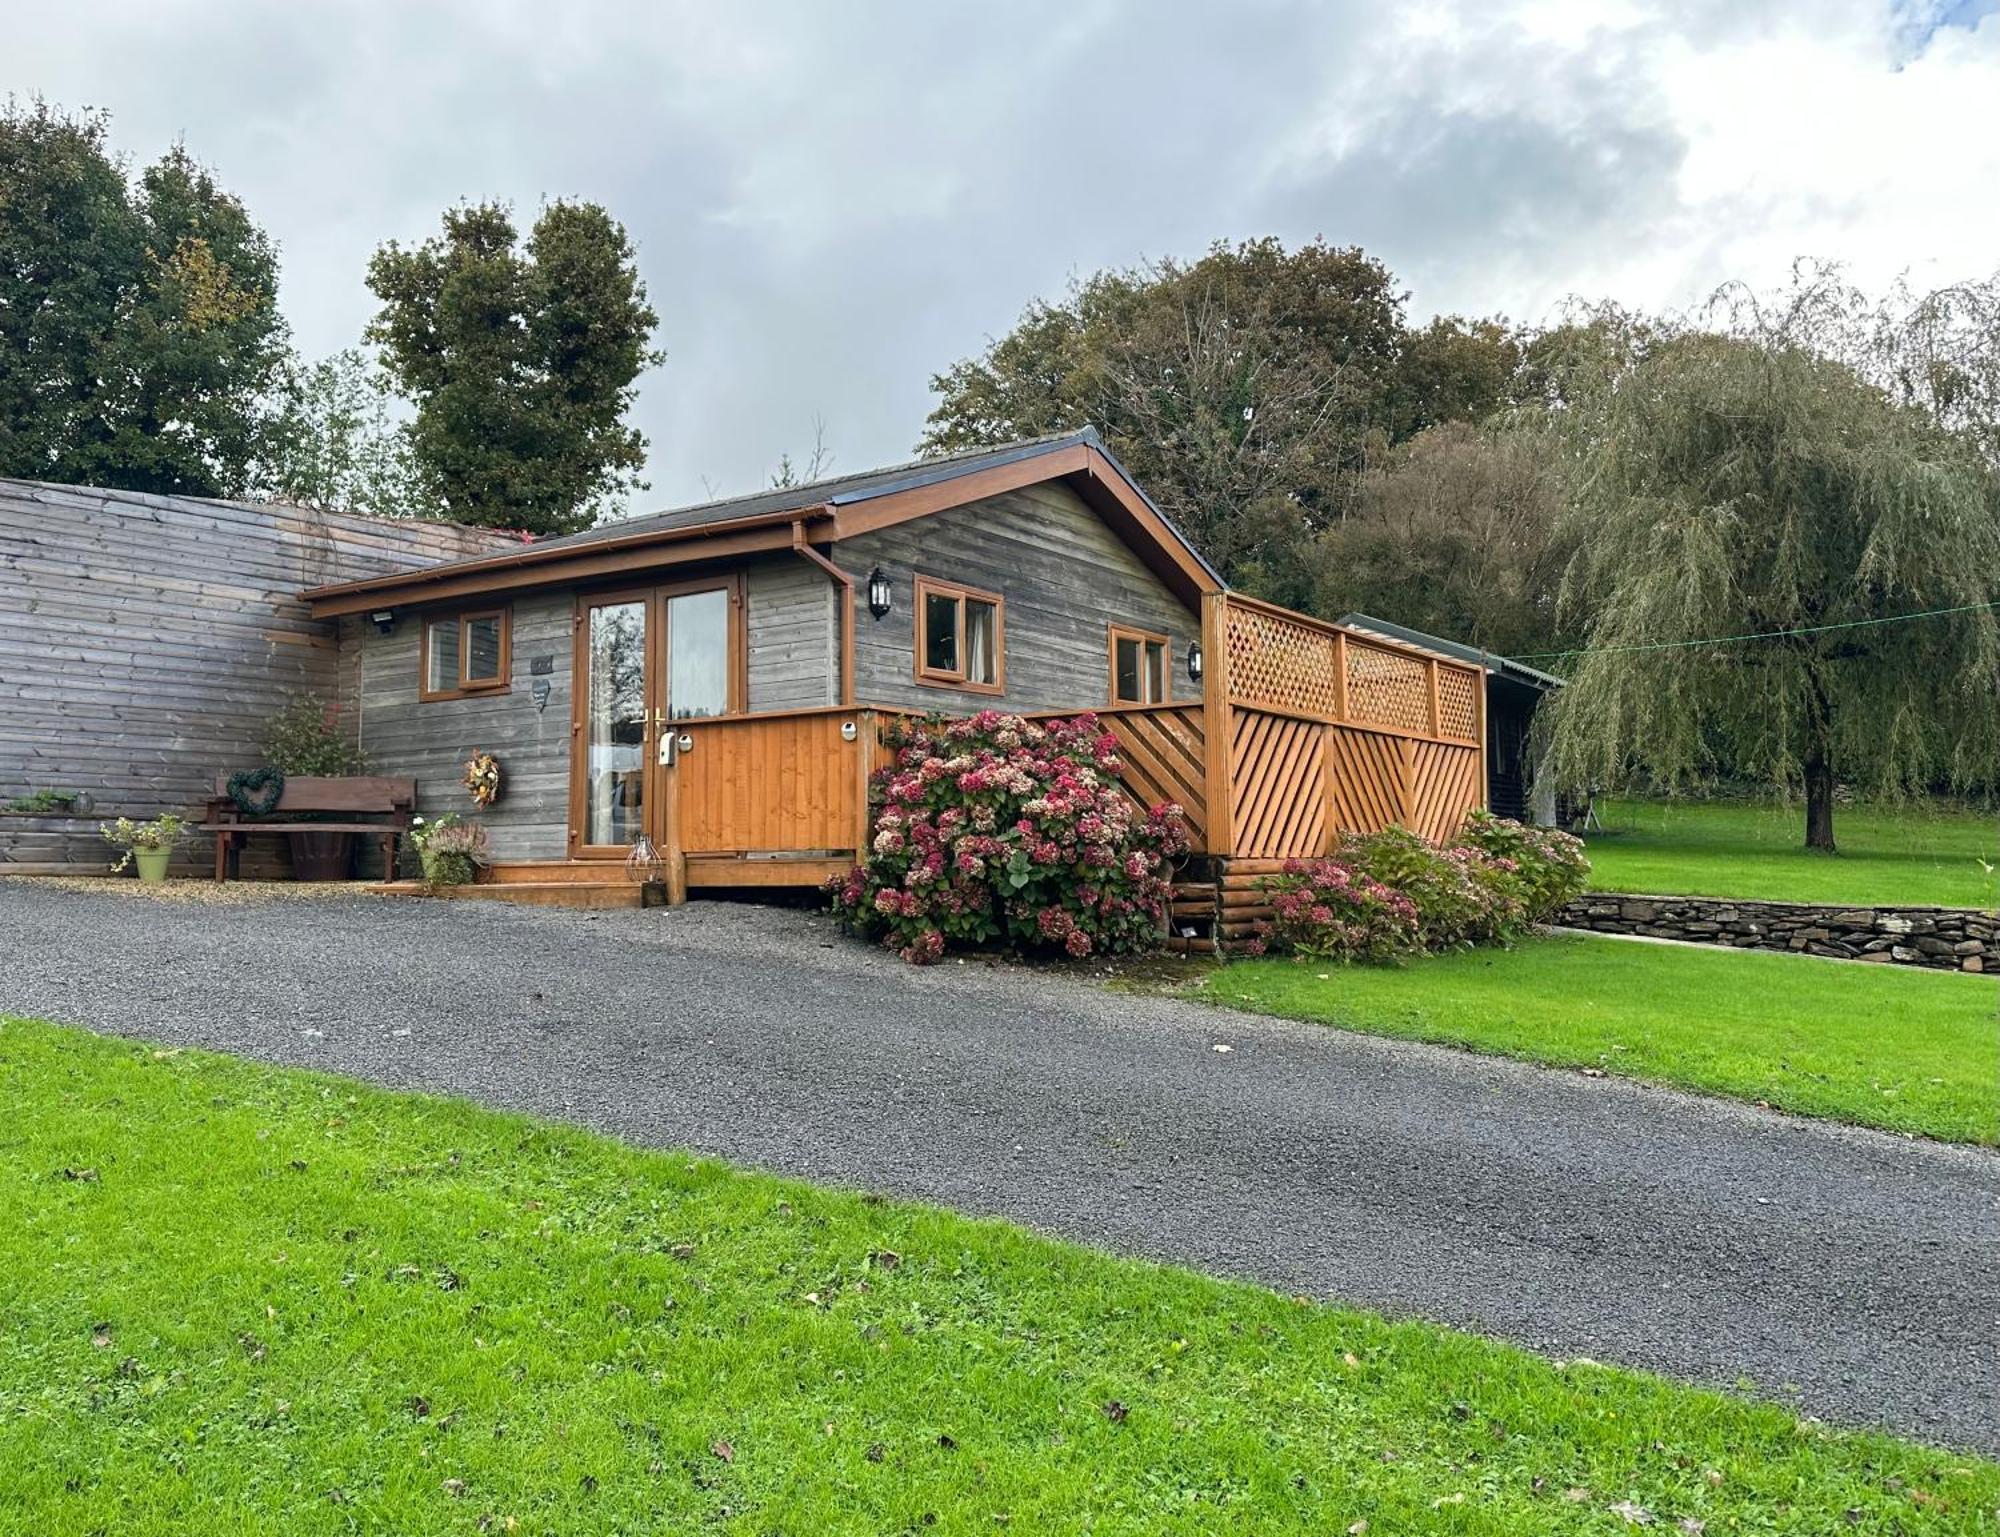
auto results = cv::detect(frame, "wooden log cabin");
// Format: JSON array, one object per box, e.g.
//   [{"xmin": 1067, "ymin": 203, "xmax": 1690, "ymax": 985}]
[{"xmin": 300, "ymin": 429, "xmax": 1491, "ymax": 942}]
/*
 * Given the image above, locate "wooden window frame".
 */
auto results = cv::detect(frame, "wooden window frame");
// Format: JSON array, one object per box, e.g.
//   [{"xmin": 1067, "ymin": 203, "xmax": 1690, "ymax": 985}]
[
  {"xmin": 1107, "ymin": 623, "xmax": 1171, "ymax": 706},
  {"xmin": 419, "ymin": 606, "xmax": 513, "ymax": 701},
  {"xmin": 913, "ymin": 576, "xmax": 1006, "ymax": 695}
]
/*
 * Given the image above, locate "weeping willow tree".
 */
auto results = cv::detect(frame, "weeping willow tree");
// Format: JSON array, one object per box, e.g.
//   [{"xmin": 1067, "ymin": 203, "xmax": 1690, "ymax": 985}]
[{"xmin": 1540, "ymin": 273, "xmax": 2000, "ymax": 851}]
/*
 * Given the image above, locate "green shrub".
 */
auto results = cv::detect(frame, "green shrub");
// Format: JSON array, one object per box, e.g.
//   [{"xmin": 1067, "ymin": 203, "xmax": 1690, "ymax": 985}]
[
  {"xmin": 1251, "ymin": 858, "xmax": 1422, "ymax": 963},
  {"xmin": 1458, "ymin": 809, "xmax": 1591, "ymax": 922},
  {"xmin": 260, "ymin": 691, "xmax": 368, "ymax": 776},
  {"xmin": 1256, "ymin": 815, "xmax": 1591, "ymax": 962}
]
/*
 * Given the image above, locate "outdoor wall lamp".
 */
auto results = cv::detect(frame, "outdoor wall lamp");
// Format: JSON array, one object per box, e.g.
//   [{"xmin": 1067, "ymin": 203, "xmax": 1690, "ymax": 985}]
[
  {"xmin": 369, "ymin": 609, "xmax": 396, "ymax": 636},
  {"xmin": 1186, "ymin": 640, "xmax": 1204, "ymax": 684},
  {"xmin": 866, "ymin": 566, "xmax": 893, "ymax": 619}
]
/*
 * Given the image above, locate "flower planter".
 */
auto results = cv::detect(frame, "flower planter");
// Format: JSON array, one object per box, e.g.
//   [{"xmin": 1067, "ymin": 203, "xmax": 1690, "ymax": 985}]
[
  {"xmin": 132, "ymin": 847, "xmax": 172, "ymax": 884},
  {"xmin": 290, "ymin": 830, "xmax": 355, "ymax": 882},
  {"xmin": 420, "ymin": 848, "xmax": 477, "ymax": 888}
]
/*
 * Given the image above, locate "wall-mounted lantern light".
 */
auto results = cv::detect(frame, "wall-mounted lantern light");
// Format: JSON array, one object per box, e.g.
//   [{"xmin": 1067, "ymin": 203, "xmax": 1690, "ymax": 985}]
[
  {"xmin": 369, "ymin": 608, "xmax": 396, "ymax": 636},
  {"xmin": 866, "ymin": 566, "xmax": 893, "ymax": 620},
  {"xmin": 1186, "ymin": 640, "xmax": 1204, "ymax": 684}
]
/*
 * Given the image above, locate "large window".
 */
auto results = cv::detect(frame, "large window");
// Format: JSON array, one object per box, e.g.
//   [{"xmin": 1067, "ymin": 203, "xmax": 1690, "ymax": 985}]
[
  {"xmin": 420, "ymin": 608, "xmax": 511, "ymax": 700},
  {"xmin": 914, "ymin": 577, "xmax": 1004, "ymax": 693},
  {"xmin": 1108, "ymin": 624, "xmax": 1169, "ymax": 705}
]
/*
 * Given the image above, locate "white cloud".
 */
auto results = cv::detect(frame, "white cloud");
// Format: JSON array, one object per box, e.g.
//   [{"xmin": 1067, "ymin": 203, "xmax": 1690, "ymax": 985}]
[{"xmin": 5, "ymin": 0, "xmax": 1996, "ymax": 506}]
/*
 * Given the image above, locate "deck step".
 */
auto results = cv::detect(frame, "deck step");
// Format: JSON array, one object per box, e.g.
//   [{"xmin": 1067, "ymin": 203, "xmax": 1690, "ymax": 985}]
[
  {"xmin": 368, "ymin": 879, "xmax": 663, "ymax": 909},
  {"xmin": 482, "ymin": 861, "xmax": 641, "ymax": 885}
]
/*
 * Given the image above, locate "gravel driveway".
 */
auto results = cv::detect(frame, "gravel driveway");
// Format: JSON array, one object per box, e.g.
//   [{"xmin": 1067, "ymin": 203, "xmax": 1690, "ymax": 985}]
[{"xmin": 6, "ymin": 879, "xmax": 1997, "ymax": 1451}]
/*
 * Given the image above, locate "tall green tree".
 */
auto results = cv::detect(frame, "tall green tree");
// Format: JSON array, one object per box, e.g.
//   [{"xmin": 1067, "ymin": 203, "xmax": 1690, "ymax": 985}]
[
  {"xmin": 257, "ymin": 349, "xmax": 431, "ymax": 519},
  {"xmin": 1542, "ymin": 276, "xmax": 2000, "ymax": 851},
  {"xmin": 920, "ymin": 238, "xmax": 1524, "ymax": 603},
  {"xmin": 1307, "ymin": 421, "xmax": 1570, "ymax": 659},
  {"xmin": 0, "ymin": 101, "xmax": 288, "ymax": 496},
  {"xmin": 366, "ymin": 201, "xmax": 662, "ymax": 536}
]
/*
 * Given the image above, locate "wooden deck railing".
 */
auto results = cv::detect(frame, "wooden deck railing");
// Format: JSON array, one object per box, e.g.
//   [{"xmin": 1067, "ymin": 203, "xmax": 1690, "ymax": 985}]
[
  {"xmin": 665, "ymin": 592, "xmax": 1486, "ymax": 891},
  {"xmin": 1202, "ymin": 593, "xmax": 1487, "ymax": 857}
]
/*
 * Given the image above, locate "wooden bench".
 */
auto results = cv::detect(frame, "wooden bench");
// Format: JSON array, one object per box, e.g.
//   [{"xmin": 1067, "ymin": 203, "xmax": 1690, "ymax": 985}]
[{"xmin": 200, "ymin": 775, "xmax": 417, "ymax": 882}]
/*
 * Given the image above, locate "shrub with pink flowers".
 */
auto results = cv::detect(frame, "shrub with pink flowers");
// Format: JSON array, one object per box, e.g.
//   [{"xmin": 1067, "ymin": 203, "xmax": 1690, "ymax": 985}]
[
  {"xmin": 1254, "ymin": 857, "xmax": 1423, "ymax": 963},
  {"xmin": 1254, "ymin": 814, "xmax": 1590, "ymax": 963},
  {"xmin": 829, "ymin": 711, "xmax": 1189, "ymax": 964}
]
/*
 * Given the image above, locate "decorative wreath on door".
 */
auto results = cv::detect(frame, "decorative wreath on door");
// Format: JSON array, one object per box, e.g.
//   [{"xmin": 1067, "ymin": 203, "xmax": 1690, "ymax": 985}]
[
  {"xmin": 226, "ymin": 766, "xmax": 286, "ymax": 817},
  {"xmin": 462, "ymin": 751, "xmax": 502, "ymax": 808}
]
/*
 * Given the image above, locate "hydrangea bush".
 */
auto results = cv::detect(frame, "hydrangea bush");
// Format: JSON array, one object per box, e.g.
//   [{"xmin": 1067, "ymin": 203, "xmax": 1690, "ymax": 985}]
[
  {"xmin": 1253, "ymin": 813, "xmax": 1589, "ymax": 963},
  {"xmin": 830, "ymin": 711, "xmax": 1189, "ymax": 964}
]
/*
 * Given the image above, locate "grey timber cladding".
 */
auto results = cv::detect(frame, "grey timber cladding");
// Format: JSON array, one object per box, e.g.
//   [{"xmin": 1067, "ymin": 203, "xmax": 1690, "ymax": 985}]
[
  {"xmin": 836, "ymin": 480, "xmax": 1202, "ymax": 713},
  {"xmin": 347, "ymin": 594, "xmax": 574, "ymax": 864},
  {"xmin": 745, "ymin": 557, "xmax": 838, "ymax": 712},
  {"xmin": 0, "ymin": 478, "xmax": 509, "ymax": 874}
]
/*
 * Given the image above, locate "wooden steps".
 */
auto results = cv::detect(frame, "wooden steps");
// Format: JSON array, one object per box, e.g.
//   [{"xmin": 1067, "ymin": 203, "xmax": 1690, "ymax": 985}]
[
  {"xmin": 1168, "ymin": 858, "xmax": 1284, "ymax": 955},
  {"xmin": 368, "ymin": 877, "xmax": 665, "ymax": 909}
]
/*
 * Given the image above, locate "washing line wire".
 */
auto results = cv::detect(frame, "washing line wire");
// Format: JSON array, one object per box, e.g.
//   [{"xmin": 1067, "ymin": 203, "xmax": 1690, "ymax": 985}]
[{"xmin": 1510, "ymin": 598, "xmax": 2000, "ymax": 663}]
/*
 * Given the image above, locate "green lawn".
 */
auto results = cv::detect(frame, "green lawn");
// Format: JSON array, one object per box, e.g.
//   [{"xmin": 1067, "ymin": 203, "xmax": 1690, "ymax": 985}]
[
  {"xmin": 4, "ymin": 1022, "xmax": 1995, "ymax": 1534},
  {"xmin": 1206, "ymin": 934, "xmax": 1999, "ymax": 1144},
  {"xmin": 1585, "ymin": 798, "xmax": 1999, "ymax": 908}
]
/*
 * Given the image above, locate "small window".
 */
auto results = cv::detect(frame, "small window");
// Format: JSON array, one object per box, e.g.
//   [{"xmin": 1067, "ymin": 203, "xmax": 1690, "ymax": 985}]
[
  {"xmin": 420, "ymin": 607, "xmax": 511, "ymax": 700},
  {"xmin": 1109, "ymin": 624, "xmax": 1169, "ymax": 705},
  {"xmin": 914, "ymin": 577, "xmax": 1004, "ymax": 693}
]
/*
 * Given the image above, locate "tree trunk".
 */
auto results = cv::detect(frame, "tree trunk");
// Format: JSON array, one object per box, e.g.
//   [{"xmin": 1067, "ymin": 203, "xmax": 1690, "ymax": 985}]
[
  {"xmin": 1803, "ymin": 752, "xmax": 1836, "ymax": 852},
  {"xmin": 1802, "ymin": 666, "xmax": 1836, "ymax": 853}
]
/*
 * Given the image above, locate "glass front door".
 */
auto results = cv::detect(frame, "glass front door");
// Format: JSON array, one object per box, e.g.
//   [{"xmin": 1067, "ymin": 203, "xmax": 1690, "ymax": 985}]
[{"xmin": 572, "ymin": 580, "xmax": 737, "ymax": 857}]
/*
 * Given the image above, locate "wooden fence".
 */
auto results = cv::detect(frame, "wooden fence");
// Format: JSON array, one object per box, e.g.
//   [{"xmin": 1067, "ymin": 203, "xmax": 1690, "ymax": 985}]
[
  {"xmin": 1201, "ymin": 592, "xmax": 1485, "ymax": 859},
  {"xmin": 660, "ymin": 593, "xmax": 1484, "ymax": 903}
]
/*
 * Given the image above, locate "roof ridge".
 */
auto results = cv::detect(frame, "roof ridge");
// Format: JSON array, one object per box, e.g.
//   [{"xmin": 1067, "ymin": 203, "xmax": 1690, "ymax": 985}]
[{"xmin": 584, "ymin": 427, "xmax": 1099, "ymax": 536}]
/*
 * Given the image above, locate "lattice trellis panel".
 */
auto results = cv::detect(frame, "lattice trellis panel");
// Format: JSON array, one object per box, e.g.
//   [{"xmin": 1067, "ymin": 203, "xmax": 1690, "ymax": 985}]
[
  {"xmin": 1408, "ymin": 740, "xmax": 1483, "ymax": 843},
  {"xmin": 1345, "ymin": 641, "xmax": 1431, "ymax": 733},
  {"xmin": 1436, "ymin": 666, "xmax": 1479, "ymax": 742},
  {"xmin": 1224, "ymin": 603, "xmax": 1343, "ymax": 718},
  {"xmin": 1229, "ymin": 709, "xmax": 1327, "ymax": 859}
]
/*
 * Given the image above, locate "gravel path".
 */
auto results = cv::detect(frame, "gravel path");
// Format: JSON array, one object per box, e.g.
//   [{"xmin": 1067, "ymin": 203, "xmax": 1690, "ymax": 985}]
[{"xmin": 6, "ymin": 880, "xmax": 1997, "ymax": 1451}]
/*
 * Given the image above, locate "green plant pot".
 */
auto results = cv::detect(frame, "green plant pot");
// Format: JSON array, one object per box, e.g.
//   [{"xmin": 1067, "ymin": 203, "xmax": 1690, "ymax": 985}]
[
  {"xmin": 420, "ymin": 849, "xmax": 476, "ymax": 888},
  {"xmin": 133, "ymin": 846, "xmax": 171, "ymax": 884}
]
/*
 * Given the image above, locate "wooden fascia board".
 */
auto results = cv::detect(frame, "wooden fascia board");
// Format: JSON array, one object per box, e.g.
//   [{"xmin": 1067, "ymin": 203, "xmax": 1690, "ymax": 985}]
[
  {"xmin": 305, "ymin": 518, "xmax": 811, "ymax": 618},
  {"xmin": 823, "ymin": 443, "xmax": 1220, "ymax": 611},
  {"xmin": 824, "ymin": 445, "xmax": 1094, "ymax": 537},
  {"xmin": 1077, "ymin": 446, "xmax": 1221, "ymax": 608}
]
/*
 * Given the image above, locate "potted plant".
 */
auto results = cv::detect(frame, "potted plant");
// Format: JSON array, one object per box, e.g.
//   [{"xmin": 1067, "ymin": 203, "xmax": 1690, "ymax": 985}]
[
  {"xmin": 408, "ymin": 813, "xmax": 490, "ymax": 887},
  {"xmin": 101, "ymin": 813, "xmax": 187, "ymax": 883},
  {"xmin": 257, "ymin": 692, "xmax": 370, "ymax": 881}
]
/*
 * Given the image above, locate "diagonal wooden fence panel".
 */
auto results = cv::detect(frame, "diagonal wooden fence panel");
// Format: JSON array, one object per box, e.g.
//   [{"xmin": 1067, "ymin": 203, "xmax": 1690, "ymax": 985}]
[
  {"xmin": 1098, "ymin": 705, "xmax": 1209, "ymax": 850},
  {"xmin": 1407, "ymin": 738, "xmax": 1483, "ymax": 843},
  {"xmin": 1229, "ymin": 708, "xmax": 1327, "ymax": 858},
  {"xmin": 1323, "ymin": 724, "xmax": 1410, "ymax": 837}
]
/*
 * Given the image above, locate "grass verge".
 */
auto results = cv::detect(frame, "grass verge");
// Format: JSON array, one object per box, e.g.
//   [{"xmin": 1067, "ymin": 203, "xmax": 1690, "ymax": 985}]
[
  {"xmin": 1585, "ymin": 798, "xmax": 1998, "ymax": 908},
  {"xmin": 3, "ymin": 1016, "xmax": 1995, "ymax": 1533},
  {"xmin": 1203, "ymin": 933, "xmax": 1999, "ymax": 1144}
]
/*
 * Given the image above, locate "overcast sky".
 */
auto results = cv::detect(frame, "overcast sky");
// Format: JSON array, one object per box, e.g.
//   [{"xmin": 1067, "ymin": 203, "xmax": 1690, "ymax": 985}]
[{"xmin": 11, "ymin": 0, "xmax": 2000, "ymax": 510}]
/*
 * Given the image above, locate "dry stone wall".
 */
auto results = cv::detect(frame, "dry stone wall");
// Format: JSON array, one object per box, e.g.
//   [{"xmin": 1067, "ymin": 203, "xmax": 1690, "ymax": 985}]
[{"xmin": 1560, "ymin": 893, "xmax": 1993, "ymax": 973}]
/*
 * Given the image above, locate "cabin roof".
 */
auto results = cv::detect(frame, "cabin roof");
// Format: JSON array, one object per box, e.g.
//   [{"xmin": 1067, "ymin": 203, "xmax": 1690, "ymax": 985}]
[
  {"xmin": 1338, "ymin": 613, "xmax": 1566, "ymax": 692},
  {"xmin": 303, "ymin": 427, "xmax": 1224, "ymax": 616}
]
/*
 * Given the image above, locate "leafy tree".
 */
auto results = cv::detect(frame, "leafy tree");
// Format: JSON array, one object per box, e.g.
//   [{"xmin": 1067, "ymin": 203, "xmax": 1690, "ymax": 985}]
[
  {"xmin": 0, "ymin": 101, "xmax": 288, "ymax": 496},
  {"xmin": 366, "ymin": 201, "xmax": 662, "ymax": 536},
  {"xmin": 1307, "ymin": 421, "xmax": 1570, "ymax": 659},
  {"xmin": 1541, "ymin": 275, "xmax": 2000, "ymax": 851},
  {"xmin": 920, "ymin": 238, "xmax": 1525, "ymax": 603},
  {"xmin": 257, "ymin": 349, "xmax": 431, "ymax": 518}
]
